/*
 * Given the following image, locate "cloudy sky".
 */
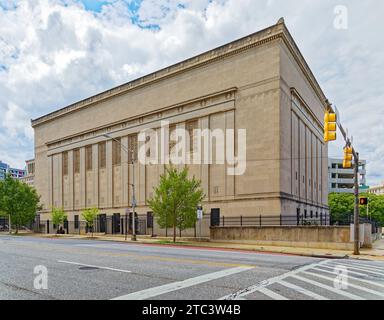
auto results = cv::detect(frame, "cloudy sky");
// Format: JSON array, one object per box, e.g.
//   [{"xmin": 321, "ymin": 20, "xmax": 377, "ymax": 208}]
[{"xmin": 0, "ymin": 0, "xmax": 383, "ymax": 185}]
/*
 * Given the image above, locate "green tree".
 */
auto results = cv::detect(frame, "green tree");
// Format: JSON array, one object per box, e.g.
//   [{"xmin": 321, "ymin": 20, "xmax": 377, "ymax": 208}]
[
  {"xmin": 0, "ymin": 174, "xmax": 41, "ymax": 234},
  {"xmin": 51, "ymin": 207, "xmax": 67, "ymax": 233},
  {"xmin": 329, "ymin": 192, "xmax": 384, "ymax": 226},
  {"xmin": 147, "ymin": 166, "xmax": 205, "ymax": 243},
  {"xmin": 82, "ymin": 207, "xmax": 99, "ymax": 237}
]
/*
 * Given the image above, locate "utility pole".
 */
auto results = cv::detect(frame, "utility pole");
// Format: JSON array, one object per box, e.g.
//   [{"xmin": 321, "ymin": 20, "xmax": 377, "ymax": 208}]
[{"xmin": 353, "ymin": 152, "xmax": 360, "ymax": 255}]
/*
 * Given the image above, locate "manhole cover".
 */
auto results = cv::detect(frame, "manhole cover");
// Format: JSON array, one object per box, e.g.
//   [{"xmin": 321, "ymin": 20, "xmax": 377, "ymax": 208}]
[{"xmin": 79, "ymin": 266, "xmax": 100, "ymax": 271}]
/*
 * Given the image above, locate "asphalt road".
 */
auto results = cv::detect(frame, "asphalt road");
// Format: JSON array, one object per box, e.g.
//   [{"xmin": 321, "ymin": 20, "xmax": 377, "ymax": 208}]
[{"xmin": 0, "ymin": 235, "xmax": 384, "ymax": 300}]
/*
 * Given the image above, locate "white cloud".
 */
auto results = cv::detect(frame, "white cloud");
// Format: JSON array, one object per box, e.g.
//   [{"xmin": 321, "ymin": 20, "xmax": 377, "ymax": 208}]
[{"xmin": 0, "ymin": 0, "xmax": 383, "ymax": 186}]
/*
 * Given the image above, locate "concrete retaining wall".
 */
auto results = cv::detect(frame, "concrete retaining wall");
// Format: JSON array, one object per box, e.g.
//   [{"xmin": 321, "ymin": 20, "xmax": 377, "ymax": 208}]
[{"xmin": 210, "ymin": 226, "xmax": 352, "ymax": 250}]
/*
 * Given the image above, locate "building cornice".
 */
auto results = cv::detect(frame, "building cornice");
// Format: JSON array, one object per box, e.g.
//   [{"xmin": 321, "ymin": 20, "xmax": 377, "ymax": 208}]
[{"xmin": 31, "ymin": 18, "xmax": 328, "ymax": 128}]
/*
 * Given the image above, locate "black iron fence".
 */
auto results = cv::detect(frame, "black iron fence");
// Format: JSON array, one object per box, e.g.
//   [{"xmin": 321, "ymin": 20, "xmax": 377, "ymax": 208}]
[{"xmin": 211, "ymin": 214, "xmax": 331, "ymax": 227}]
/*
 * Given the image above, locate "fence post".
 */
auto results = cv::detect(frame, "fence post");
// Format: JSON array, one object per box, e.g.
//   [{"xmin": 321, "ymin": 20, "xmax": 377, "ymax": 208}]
[
  {"xmin": 240, "ymin": 216, "xmax": 243, "ymax": 227},
  {"xmin": 259, "ymin": 215, "xmax": 262, "ymax": 227},
  {"xmin": 280, "ymin": 215, "xmax": 282, "ymax": 226},
  {"xmin": 47, "ymin": 220, "xmax": 50, "ymax": 234},
  {"xmin": 222, "ymin": 216, "xmax": 225, "ymax": 227}
]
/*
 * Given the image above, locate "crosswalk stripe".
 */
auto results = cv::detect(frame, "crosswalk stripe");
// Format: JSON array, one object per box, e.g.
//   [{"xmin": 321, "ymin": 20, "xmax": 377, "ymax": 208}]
[
  {"xmin": 219, "ymin": 260, "xmax": 330, "ymax": 300},
  {"xmin": 257, "ymin": 287, "xmax": 288, "ymax": 300},
  {"xmin": 112, "ymin": 266, "xmax": 254, "ymax": 300},
  {"xmin": 278, "ymin": 280, "xmax": 329, "ymax": 300},
  {"xmin": 317, "ymin": 265, "xmax": 378, "ymax": 278},
  {"xmin": 302, "ymin": 271, "xmax": 384, "ymax": 298},
  {"xmin": 310, "ymin": 267, "xmax": 384, "ymax": 289},
  {"xmin": 326, "ymin": 263, "xmax": 384, "ymax": 276},
  {"xmin": 341, "ymin": 261, "xmax": 384, "ymax": 271},
  {"xmin": 290, "ymin": 274, "xmax": 365, "ymax": 300},
  {"xmin": 326, "ymin": 261, "xmax": 384, "ymax": 274}
]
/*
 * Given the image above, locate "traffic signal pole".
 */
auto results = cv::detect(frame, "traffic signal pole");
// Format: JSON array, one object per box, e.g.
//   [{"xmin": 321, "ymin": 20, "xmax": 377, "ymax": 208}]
[
  {"xmin": 325, "ymin": 103, "xmax": 360, "ymax": 255},
  {"xmin": 353, "ymin": 152, "xmax": 360, "ymax": 255}
]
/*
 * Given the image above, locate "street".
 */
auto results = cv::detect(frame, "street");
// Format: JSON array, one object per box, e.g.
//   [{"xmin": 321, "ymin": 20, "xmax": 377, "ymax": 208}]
[{"xmin": 0, "ymin": 235, "xmax": 384, "ymax": 300}]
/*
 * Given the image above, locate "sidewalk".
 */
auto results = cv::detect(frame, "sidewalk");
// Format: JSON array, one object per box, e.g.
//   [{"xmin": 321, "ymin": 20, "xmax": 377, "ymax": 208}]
[{"xmin": 14, "ymin": 232, "xmax": 384, "ymax": 261}]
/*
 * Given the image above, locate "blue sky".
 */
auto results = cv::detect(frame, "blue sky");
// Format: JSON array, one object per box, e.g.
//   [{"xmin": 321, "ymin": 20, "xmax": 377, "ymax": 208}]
[{"xmin": 0, "ymin": 0, "xmax": 383, "ymax": 185}]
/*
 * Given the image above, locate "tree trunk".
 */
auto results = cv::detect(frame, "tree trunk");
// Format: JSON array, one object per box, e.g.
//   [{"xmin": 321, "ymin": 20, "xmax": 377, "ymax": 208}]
[{"xmin": 173, "ymin": 224, "xmax": 176, "ymax": 243}]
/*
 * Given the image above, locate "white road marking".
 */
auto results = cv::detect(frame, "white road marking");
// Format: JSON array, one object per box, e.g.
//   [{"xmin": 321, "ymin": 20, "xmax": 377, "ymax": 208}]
[
  {"xmin": 315, "ymin": 265, "xmax": 373, "ymax": 278},
  {"xmin": 58, "ymin": 260, "xmax": 132, "ymax": 273},
  {"xmin": 112, "ymin": 266, "xmax": 254, "ymax": 300},
  {"xmin": 302, "ymin": 271, "xmax": 384, "ymax": 298},
  {"xmin": 257, "ymin": 287, "xmax": 288, "ymax": 300},
  {"xmin": 278, "ymin": 280, "xmax": 329, "ymax": 300},
  {"xmin": 310, "ymin": 267, "xmax": 384, "ymax": 289},
  {"xmin": 326, "ymin": 261, "xmax": 384, "ymax": 275},
  {"xmin": 326, "ymin": 263, "xmax": 384, "ymax": 276},
  {"xmin": 219, "ymin": 260, "xmax": 329, "ymax": 300},
  {"xmin": 341, "ymin": 261, "xmax": 384, "ymax": 271},
  {"xmin": 290, "ymin": 274, "xmax": 365, "ymax": 300}
]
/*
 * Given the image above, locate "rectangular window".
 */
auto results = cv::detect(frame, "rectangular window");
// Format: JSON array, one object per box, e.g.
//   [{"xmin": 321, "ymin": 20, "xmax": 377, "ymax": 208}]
[
  {"xmin": 112, "ymin": 138, "xmax": 121, "ymax": 166},
  {"xmin": 74, "ymin": 215, "xmax": 79, "ymax": 229},
  {"xmin": 74, "ymin": 149, "xmax": 80, "ymax": 174},
  {"xmin": 86, "ymin": 146, "xmax": 93, "ymax": 171},
  {"xmin": 63, "ymin": 152, "xmax": 68, "ymax": 176},
  {"xmin": 145, "ymin": 135, "xmax": 151, "ymax": 158},
  {"xmin": 128, "ymin": 134, "xmax": 138, "ymax": 163},
  {"xmin": 99, "ymin": 142, "xmax": 106, "ymax": 169}
]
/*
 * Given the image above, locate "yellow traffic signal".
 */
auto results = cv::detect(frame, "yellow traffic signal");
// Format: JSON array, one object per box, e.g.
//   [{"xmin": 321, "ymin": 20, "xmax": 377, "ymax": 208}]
[
  {"xmin": 324, "ymin": 112, "xmax": 337, "ymax": 142},
  {"xmin": 343, "ymin": 146, "xmax": 353, "ymax": 168}
]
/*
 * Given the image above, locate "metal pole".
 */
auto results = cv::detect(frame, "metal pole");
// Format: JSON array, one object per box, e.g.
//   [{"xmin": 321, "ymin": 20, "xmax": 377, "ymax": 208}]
[
  {"xmin": 8, "ymin": 214, "xmax": 11, "ymax": 234},
  {"xmin": 131, "ymin": 159, "xmax": 137, "ymax": 241},
  {"xmin": 353, "ymin": 152, "xmax": 360, "ymax": 255}
]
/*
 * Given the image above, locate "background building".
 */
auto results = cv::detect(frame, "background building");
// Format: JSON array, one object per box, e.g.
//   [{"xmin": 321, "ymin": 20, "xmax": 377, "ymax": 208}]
[
  {"xmin": 32, "ymin": 19, "xmax": 330, "ymax": 232},
  {"xmin": 0, "ymin": 160, "xmax": 26, "ymax": 181},
  {"xmin": 328, "ymin": 158, "xmax": 367, "ymax": 194},
  {"xmin": 19, "ymin": 159, "xmax": 35, "ymax": 187},
  {"xmin": 369, "ymin": 184, "xmax": 384, "ymax": 195}
]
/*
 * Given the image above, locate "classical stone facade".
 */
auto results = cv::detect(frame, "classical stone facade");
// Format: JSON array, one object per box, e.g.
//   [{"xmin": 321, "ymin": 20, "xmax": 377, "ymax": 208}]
[{"xmin": 32, "ymin": 19, "xmax": 330, "ymax": 226}]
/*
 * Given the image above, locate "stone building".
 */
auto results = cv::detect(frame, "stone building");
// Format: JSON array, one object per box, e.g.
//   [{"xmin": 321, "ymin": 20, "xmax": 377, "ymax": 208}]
[{"xmin": 32, "ymin": 19, "xmax": 330, "ymax": 230}]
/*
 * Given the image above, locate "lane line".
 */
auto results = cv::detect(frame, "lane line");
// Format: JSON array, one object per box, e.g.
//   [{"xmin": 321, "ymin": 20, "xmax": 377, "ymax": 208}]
[
  {"xmin": 278, "ymin": 279, "xmax": 329, "ymax": 300},
  {"xmin": 290, "ymin": 274, "xmax": 365, "ymax": 300},
  {"xmin": 112, "ymin": 266, "xmax": 254, "ymax": 300},
  {"xmin": 301, "ymin": 271, "xmax": 384, "ymax": 298},
  {"xmin": 58, "ymin": 260, "xmax": 131, "ymax": 273},
  {"xmin": 310, "ymin": 267, "xmax": 384, "ymax": 289},
  {"xmin": 219, "ymin": 259, "xmax": 329, "ymax": 300},
  {"xmin": 257, "ymin": 287, "xmax": 288, "ymax": 300}
]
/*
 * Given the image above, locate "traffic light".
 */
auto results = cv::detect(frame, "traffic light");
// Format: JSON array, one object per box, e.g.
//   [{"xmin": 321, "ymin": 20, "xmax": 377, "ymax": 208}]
[
  {"xmin": 360, "ymin": 197, "xmax": 368, "ymax": 205},
  {"xmin": 324, "ymin": 112, "xmax": 337, "ymax": 142},
  {"xmin": 343, "ymin": 146, "xmax": 353, "ymax": 168}
]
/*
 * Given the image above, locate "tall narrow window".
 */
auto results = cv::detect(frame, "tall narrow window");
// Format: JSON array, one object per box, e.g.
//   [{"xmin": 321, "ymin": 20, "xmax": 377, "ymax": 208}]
[
  {"xmin": 128, "ymin": 134, "xmax": 138, "ymax": 163},
  {"xmin": 169, "ymin": 124, "xmax": 177, "ymax": 157},
  {"xmin": 86, "ymin": 146, "xmax": 93, "ymax": 171},
  {"xmin": 112, "ymin": 138, "xmax": 121, "ymax": 165},
  {"xmin": 99, "ymin": 142, "xmax": 106, "ymax": 169},
  {"xmin": 187, "ymin": 120, "xmax": 198, "ymax": 155},
  {"xmin": 63, "ymin": 152, "xmax": 68, "ymax": 176},
  {"xmin": 74, "ymin": 149, "xmax": 80, "ymax": 174}
]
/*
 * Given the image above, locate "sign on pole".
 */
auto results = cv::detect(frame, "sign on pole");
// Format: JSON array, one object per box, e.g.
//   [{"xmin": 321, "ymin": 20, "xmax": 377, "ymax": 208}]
[{"xmin": 197, "ymin": 206, "xmax": 203, "ymax": 220}]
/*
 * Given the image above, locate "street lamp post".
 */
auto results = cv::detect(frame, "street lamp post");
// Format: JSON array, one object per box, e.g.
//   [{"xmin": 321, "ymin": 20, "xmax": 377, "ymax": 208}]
[{"xmin": 103, "ymin": 134, "xmax": 137, "ymax": 241}]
